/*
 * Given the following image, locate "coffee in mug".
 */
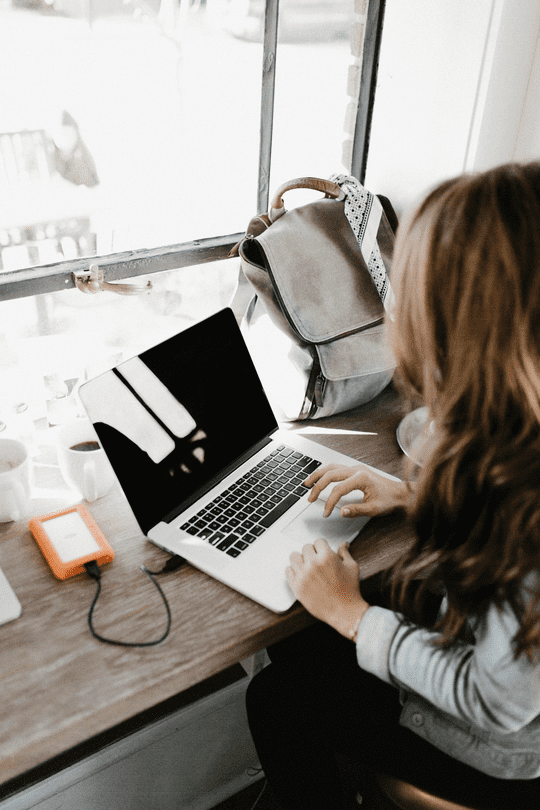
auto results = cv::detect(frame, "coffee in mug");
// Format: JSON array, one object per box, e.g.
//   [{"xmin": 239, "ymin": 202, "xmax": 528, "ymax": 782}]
[
  {"xmin": 70, "ymin": 441, "xmax": 101, "ymax": 453},
  {"xmin": 57, "ymin": 420, "xmax": 115, "ymax": 502}
]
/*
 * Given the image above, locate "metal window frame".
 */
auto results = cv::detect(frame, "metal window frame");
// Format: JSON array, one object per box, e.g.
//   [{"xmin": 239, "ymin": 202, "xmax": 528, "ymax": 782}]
[
  {"xmin": 352, "ymin": 0, "xmax": 386, "ymax": 184},
  {"xmin": 0, "ymin": 0, "xmax": 385, "ymax": 303}
]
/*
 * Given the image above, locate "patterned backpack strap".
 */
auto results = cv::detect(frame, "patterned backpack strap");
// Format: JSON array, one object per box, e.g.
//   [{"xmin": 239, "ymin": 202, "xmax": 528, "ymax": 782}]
[{"xmin": 330, "ymin": 173, "xmax": 396, "ymax": 320}]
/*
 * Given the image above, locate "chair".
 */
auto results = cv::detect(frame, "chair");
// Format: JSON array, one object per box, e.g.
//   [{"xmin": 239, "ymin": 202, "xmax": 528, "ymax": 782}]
[{"xmin": 373, "ymin": 772, "xmax": 493, "ymax": 810}]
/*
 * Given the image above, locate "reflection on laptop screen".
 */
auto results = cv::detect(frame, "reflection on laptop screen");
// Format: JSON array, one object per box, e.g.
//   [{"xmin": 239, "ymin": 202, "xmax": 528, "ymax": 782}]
[{"xmin": 80, "ymin": 308, "xmax": 278, "ymax": 534}]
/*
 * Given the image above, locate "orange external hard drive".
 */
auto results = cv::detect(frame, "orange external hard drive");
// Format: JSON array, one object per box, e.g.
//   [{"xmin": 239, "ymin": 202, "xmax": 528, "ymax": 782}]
[{"xmin": 29, "ymin": 504, "xmax": 114, "ymax": 580}]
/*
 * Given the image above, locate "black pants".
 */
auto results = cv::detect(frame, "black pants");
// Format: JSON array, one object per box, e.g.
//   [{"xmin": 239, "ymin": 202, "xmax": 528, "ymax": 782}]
[{"xmin": 246, "ymin": 620, "xmax": 540, "ymax": 810}]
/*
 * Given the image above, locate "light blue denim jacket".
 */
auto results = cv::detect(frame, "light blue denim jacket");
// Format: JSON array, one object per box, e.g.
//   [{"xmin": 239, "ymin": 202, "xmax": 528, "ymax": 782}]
[{"xmin": 355, "ymin": 586, "xmax": 540, "ymax": 779}]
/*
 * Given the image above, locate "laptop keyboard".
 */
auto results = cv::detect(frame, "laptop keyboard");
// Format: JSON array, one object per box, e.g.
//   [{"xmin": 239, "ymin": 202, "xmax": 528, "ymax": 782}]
[{"xmin": 179, "ymin": 445, "xmax": 321, "ymax": 558}]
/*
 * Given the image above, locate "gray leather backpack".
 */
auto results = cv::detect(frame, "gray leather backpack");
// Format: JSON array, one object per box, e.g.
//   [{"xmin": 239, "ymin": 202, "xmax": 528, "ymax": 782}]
[{"xmin": 230, "ymin": 175, "xmax": 397, "ymax": 421}]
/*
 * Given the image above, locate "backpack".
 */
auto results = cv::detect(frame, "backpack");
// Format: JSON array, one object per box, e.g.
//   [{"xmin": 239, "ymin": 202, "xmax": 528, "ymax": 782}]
[{"xmin": 230, "ymin": 175, "xmax": 397, "ymax": 421}]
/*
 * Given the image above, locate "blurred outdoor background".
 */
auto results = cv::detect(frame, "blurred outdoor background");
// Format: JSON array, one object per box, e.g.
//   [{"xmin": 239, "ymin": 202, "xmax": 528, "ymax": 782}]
[{"xmin": 0, "ymin": 0, "xmax": 352, "ymax": 431}]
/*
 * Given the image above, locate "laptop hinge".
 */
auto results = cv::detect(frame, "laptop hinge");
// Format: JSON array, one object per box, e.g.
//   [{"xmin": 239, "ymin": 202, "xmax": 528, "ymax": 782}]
[{"xmin": 161, "ymin": 433, "xmax": 277, "ymax": 525}]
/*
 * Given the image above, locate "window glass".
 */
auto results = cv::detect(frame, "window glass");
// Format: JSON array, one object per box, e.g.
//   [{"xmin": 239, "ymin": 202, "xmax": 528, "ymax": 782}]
[
  {"xmin": 0, "ymin": 0, "xmax": 263, "ymax": 270},
  {"xmin": 0, "ymin": 0, "xmax": 354, "ymax": 434},
  {"xmin": 0, "ymin": 258, "xmax": 238, "ymax": 433},
  {"xmin": 1, "ymin": 0, "xmax": 352, "ymax": 273},
  {"xmin": 270, "ymin": 0, "xmax": 353, "ymax": 188}
]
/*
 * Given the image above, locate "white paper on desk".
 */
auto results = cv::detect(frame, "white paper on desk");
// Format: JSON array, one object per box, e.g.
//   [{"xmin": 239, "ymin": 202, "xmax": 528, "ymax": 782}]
[
  {"xmin": 0, "ymin": 566, "xmax": 21, "ymax": 625},
  {"xmin": 84, "ymin": 371, "xmax": 175, "ymax": 464}
]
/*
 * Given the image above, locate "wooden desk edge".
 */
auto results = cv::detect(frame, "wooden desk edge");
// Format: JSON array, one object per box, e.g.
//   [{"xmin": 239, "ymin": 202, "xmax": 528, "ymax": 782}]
[{"xmin": 0, "ymin": 384, "xmax": 411, "ymax": 789}]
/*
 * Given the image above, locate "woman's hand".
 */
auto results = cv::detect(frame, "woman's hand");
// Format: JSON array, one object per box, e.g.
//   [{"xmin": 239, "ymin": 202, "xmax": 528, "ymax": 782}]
[
  {"xmin": 286, "ymin": 539, "xmax": 369, "ymax": 640},
  {"xmin": 304, "ymin": 463, "xmax": 411, "ymax": 518}
]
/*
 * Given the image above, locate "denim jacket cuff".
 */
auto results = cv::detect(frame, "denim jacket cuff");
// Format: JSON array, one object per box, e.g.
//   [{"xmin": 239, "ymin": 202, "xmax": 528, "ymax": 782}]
[{"xmin": 355, "ymin": 605, "xmax": 402, "ymax": 684}]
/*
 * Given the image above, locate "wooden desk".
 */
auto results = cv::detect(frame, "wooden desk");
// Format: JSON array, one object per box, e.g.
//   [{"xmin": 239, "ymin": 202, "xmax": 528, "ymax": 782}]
[{"xmin": 0, "ymin": 384, "xmax": 412, "ymax": 792}]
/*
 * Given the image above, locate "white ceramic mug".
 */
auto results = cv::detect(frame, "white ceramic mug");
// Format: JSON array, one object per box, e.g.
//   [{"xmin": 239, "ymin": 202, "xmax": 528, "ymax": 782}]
[
  {"xmin": 0, "ymin": 439, "xmax": 31, "ymax": 522},
  {"xmin": 57, "ymin": 419, "xmax": 116, "ymax": 502}
]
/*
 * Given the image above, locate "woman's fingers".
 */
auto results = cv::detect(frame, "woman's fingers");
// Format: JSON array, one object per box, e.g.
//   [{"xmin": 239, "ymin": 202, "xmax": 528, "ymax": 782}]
[
  {"xmin": 304, "ymin": 463, "xmax": 408, "ymax": 518},
  {"xmin": 285, "ymin": 539, "xmax": 367, "ymax": 636},
  {"xmin": 320, "ymin": 479, "xmax": 368, "ymax": 516},
  {"xmin": 312, "ymin": 537, "xmax": 332, "ymax": 556},
  {"xmin": 305, "ymin": 464, "xmax": 359, "ymax": 503},
  {"xmin": 288, "ymin": 550, "xmax": 303, "ymax": 569},
  {"xmin": 337, "ymin": 541, "xmax": 352, "ymax": 561},
  {"xmin": 286, "ymin": 542, "xmax": 318, "ymax": 588},
  {"xmin": 307, "ymin": 470, "xmax": 370, "ymax": 517},
  {"xmin": 288, "ymin": 542, "xmax": 322, "ymax": 573},
  {"xmin": 339, "ymin": 502, "xmax": 370, "ymax": 518}
]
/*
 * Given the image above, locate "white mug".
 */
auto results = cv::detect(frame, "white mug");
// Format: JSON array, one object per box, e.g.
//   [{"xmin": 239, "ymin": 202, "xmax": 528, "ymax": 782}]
[
  {"xmin": 0, "ymin": 439, "xmax": 31, "ymax": 522},
  {"xmin": 57, "ymin": 419, "xmax": 116, "ymax": 502}
]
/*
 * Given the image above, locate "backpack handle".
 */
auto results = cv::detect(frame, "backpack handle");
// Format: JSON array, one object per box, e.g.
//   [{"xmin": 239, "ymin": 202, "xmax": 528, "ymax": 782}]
[{"xmin": 268, "ymin": 177, "xmax": 345, "ymax": 222}]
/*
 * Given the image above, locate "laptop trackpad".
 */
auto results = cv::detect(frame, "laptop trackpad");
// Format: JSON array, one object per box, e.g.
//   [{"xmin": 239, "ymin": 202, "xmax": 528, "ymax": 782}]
[{"xmin": 281, "ymin": 498, "xmax": 368, "ymax": 548}]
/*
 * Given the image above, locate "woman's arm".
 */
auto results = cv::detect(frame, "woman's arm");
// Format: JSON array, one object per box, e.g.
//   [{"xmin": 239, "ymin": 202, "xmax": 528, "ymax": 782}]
[
  {"xmin": 356, "ymin": 598, "xmax": 540, "ymax": 734},
  {"xmin": 287, "ymin": 538, "xmax": 540, "ymax": 735}
]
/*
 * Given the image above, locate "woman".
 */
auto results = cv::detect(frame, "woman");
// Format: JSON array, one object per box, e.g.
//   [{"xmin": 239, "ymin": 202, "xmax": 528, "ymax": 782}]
[{"xmin": 246, "ymin": 162, "xmax": 540, "ymax": 809}]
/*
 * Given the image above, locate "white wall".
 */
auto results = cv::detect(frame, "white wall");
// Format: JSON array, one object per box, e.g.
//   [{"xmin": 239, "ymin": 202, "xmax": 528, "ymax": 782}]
[
  {"xmin": 465, "ymin": 0, "xmax": 540, "ymax": 170},
  {"xmin": 514, "ymin": 18, "xmax": 540, "ymax": 162},
  {"xmin": 364, "ymin": 0, "xmax": 540, "ymax": 215}
]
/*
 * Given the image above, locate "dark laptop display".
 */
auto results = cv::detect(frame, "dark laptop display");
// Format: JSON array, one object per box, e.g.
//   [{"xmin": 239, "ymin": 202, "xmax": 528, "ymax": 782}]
[{"xmin": 81, "ymin": 308, "xmax": 278, "ymax": 534}]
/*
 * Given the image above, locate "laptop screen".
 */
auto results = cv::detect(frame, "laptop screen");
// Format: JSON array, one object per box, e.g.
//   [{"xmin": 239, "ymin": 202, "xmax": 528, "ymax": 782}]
[{"xmin": 79, "ymin": 308, "xmax": 278, "ymax": 534}]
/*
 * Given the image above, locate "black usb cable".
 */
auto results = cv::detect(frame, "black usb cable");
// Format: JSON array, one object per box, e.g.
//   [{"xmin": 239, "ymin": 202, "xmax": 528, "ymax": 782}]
[{"xmin": 84, "ymin": 555, "xmax": 185, "ymax": 647}]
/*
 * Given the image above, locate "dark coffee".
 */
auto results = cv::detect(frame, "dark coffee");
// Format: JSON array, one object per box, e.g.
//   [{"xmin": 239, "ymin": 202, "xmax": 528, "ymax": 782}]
[{"xmin": 70, "ymin": 441, "xmax": 101, "ymax": 452}]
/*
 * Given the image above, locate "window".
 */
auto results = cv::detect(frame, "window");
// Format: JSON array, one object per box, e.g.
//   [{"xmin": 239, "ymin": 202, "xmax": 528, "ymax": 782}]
[{"xmin": 0, "ymin": 0, "xmax": 385, "ymax": 430}]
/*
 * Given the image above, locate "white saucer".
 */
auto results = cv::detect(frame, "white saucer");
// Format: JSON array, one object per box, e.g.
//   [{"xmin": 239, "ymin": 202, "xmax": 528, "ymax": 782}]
[{"xmin": 396, "ymin": 406, "xmax": 431, "ymax": 465}]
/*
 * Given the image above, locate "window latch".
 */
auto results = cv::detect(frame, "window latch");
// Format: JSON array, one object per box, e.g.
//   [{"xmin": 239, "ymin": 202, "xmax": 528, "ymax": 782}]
[{"xmin": 72, "ymin": 264, "xmax": 152, "ymax": 296}]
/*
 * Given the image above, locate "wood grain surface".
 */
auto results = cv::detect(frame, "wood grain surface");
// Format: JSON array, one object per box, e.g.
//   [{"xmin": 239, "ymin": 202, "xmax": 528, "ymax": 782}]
[{"xmin": 0, "ymin": 384, "xmax": 413, "ymax": 787}]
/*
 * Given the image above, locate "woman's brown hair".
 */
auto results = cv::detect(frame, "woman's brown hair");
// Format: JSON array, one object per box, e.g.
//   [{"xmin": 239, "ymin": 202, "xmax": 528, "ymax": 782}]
[{"xmin": 388, "ymin": 161, "xmax": 540, "ymax": 659}]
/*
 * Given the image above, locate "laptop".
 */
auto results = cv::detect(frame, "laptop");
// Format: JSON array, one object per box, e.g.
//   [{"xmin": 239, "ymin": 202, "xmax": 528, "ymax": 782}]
[{"xmin": 79, "ymin": 307, "xmax": 398, "ymax": 613}]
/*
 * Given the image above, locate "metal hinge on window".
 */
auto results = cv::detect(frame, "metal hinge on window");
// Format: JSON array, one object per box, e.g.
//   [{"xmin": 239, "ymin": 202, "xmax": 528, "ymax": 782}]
[{"xmin": 72, "ymin": 264, "xmax": 152, "ymax": 295}]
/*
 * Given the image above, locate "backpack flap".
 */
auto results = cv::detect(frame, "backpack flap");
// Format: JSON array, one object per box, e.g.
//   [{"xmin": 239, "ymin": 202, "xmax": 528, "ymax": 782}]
[
  {"xmin": 252, "ymin": 196, "xmax": 384, "ymax": 343},
  {"xmin": 312, "ymin": 327, "xmax": 395, "ymax": 415},
  {"xmin": 316, "ymin": 327, "xmax": 394, "ymax": 381}
]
